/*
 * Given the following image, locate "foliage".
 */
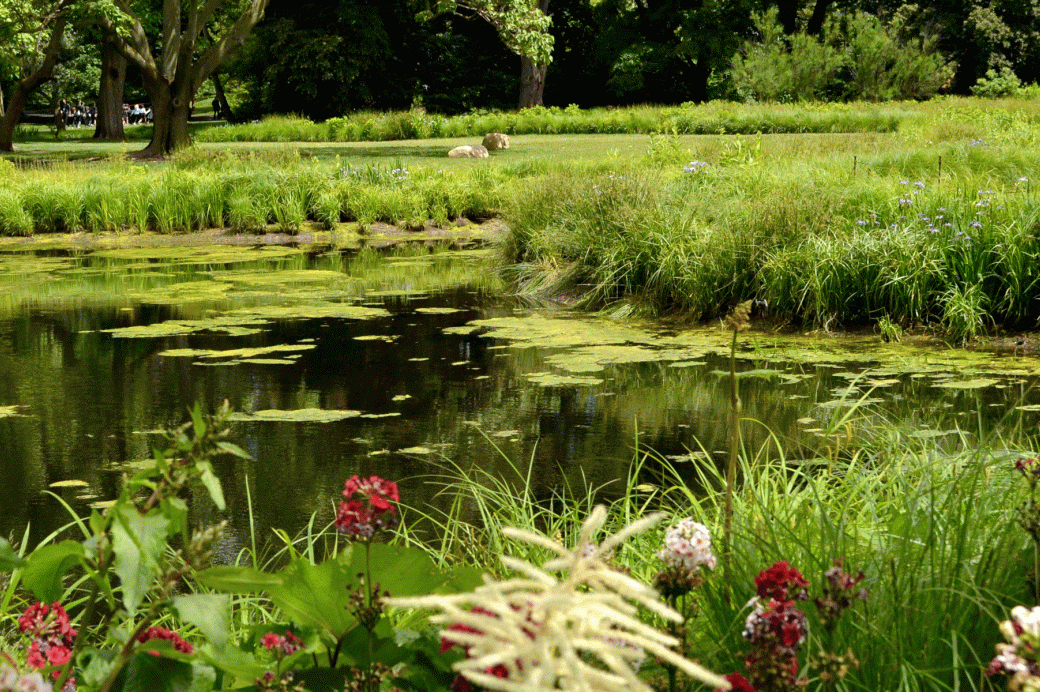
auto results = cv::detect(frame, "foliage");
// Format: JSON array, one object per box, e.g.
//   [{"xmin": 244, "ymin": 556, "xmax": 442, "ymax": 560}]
[
  {"xmin": 731, "ymin": 8, "xmax": 954, "ymax": 103},
  {"xmin": 972, "ymin": 67, "xmax": 1023, "ymax": 98}
]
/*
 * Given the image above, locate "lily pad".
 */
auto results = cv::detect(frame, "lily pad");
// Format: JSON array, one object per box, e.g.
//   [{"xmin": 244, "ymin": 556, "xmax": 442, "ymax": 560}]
[
  {"xmin": 933, "ymin": 378, "xmax": 999, "ymax": 389},
  {"xmin": 231, "ymin": 409, "xmax": 362, "ymax": 423},
  {"xmin": 398, "ymin": 446, "xmax": 433, "ymax": 454},
  {"xmin": 49, "ymin": 480, "xmax": 89, "ymax": 488},
  {"xmin": 415, "ymin": 307, "xmax": 462, "ymax": 314}
]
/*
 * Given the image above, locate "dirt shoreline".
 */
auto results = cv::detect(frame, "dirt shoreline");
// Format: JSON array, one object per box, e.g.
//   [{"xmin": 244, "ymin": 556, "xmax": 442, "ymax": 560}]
[{"xmin": 0, "ymin": 219, "xmax": 507, "ymax": 251}]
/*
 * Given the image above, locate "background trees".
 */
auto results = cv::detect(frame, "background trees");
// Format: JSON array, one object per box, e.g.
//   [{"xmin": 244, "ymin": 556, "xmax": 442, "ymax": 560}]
[
  {"xmin": 1, "ymin": 0, "xmax": 1038, "ymax": 148},
  {"xmin": 97, "ymin": 0, "xmax": 271, "ymax": 156}
]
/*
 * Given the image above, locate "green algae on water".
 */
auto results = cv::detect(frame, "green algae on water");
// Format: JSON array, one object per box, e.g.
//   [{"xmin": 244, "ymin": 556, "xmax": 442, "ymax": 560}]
[{"xmin": 231, "ymin": 409, "xmax": 362, "ymax": 423}]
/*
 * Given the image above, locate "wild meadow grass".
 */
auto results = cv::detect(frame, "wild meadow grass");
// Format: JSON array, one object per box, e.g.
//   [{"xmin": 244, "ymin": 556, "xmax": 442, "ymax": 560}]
[
  {"xmin": 0, "ymin": 149, "xmax": 509, "ymax": 235},
  {"xmin": 405, "ymin": 415, "xmax": 1036, "ymax": 691},
  {"xmin": 503, "ymin": 132, "xmax": 1040, "ymax": 335}
]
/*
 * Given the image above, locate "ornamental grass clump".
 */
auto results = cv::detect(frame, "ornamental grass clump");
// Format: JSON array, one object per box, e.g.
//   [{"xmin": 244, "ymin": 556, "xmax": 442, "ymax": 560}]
[{"xmin": 390, "ymin": 505, "xmax": 729, "ymax": 692}]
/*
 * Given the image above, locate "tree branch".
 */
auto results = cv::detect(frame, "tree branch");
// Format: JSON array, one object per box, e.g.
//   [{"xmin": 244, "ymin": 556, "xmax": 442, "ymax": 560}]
[{"xmin": 193, "ymin": 0, "xmax": 269, "ymax": 86}]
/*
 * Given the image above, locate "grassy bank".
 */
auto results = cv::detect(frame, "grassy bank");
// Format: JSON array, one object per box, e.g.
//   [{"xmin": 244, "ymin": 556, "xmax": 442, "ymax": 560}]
[{"xmin": 4, "ymin": 98, "xmax": 1040, "ymax": 335}]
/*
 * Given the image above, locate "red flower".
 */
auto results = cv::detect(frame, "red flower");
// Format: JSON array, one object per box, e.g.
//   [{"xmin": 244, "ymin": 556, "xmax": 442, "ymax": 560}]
[
  {"xmin": 716, "ymin": 672, "xmax": 756, "ymax": 692},
  {"xmin": 26, "ymin": 642, "xmax": 47, "ymax": 669},
  {"xmin": 46, "ymin": 644, "xmax": 72, "ymax": 667},
  {"xmin": 261, "ymin": 631, "xmax": 303, "ymax": 655},
  {"xmin": 336, "ymin": 475, "xmax": 399, "ymax": 540},
  {"xmin": 755, "ymin": 562, "xmax": 809, "ymax": 601},
  {"xmin": 137, "ymin": 626, "xmax": 194, "ymax": 655}
]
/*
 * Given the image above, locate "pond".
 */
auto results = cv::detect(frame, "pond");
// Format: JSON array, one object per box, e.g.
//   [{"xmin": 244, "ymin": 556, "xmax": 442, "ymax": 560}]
[{"xmin": 1, "ymin": 238, "xmax": 1039, "ymax": 561}]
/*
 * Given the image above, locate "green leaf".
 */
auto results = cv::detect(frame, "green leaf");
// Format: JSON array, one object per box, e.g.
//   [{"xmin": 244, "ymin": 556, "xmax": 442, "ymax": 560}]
[
  {"xmin": 162, "ymin": 497, "xmax": 189, "ymax": 540},
  {"xmin": 196, "ymin": 461, "xmax": 226, "ymax": 511},
  {"xmin": 193, "ymin": 565, "xmax": 283, "ymax": 594},
  {"xmin": 123, "ymin": 650, "xmax": 215, "ymax": 692},
  {"xmin": 112, "ymin": 507, "xmax": 169, "ymax": 612},
  {"xmin": 266, "ymin": 550, "xmax": 359, "ymax": 638},
  {"xmin": 196, "ymin": 643, "xmax": 267, "ymax": 682},
  {"xmin": 173, "ymin": 594, "xmax": 232, "ymax": 650},
  {"xmin": 22, "ymin": 541, "xmax": 85, "ymax": 602},
  {"xmin": 215, "ymin": 441, "xmax": 251, "ymax": 460},
  {"xmin": 0, "ymin": 537, "xmax": 26, "ymax": 571}
]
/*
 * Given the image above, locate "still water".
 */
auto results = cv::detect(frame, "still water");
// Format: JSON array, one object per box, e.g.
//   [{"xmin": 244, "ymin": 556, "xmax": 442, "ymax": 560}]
[{"xmin": 1, "ymin": 240, "xmax": 1039, "ymax": 559}]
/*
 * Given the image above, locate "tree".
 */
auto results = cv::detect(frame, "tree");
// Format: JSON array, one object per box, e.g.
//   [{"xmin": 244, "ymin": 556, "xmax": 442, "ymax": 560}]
[
  {"xmin": 93, "ymin": 31, "xmax": 126, "ymax": 140},
  {"xmin": 0, "ymin": 0, "xmax": 76, "ymax": 152},
  {"xmin": 98, "ymin": 0, "xmax": 271, "ymax": 156},
  {"xmin": 423, "ymin": 0, "xmax": 554, "ymax": 107}
]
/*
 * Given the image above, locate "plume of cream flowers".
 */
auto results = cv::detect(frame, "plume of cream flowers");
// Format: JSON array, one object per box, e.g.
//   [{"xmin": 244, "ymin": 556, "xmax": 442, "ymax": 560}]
[{"xmin": 388, "ymin": 506, "xmax": 730, "ymax": 692}]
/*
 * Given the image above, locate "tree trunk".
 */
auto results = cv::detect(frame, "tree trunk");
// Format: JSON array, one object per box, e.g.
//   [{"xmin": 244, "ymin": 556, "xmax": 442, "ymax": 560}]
[
  {"xmin": 776, "ymin": 0, "xmax": 799, "ymax": 34},
  {"xmin": 0, "ymin": 16, "xmax": 67, "ymax": 152},
  {"xmin": 93, "ymin": 34, "xmax": 127, "ymax": 141},
  {"xmin": 211, "ymin": 73, "xmax": 233, "ymax": 122},
  {"xmin": 518, "ymin": 0, "xmax": 550, "ymax": 108},
  {"xmin": 805, "ymin": 0, "xmax": 833, "ymax": 35},
  {"xmin": 519, "ymin": 56, "xmax": 548, "ymax": 108},
  {"xmin": 137, "ymin": 76, "xmax": 193, "ymax": 158}
]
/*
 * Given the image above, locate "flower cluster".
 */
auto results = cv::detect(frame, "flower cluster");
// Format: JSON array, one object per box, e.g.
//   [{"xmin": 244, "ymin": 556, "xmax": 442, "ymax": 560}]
[
  {"xmin": 136, "ymin": 626, "xmax": 194, "ymax": 655},
  {"xmin": 713, "ymin": 562, "xmax": 812, "ymax": 692},
  {"xmin": 658, "ymin": 519, "xmax": 717, "ymax": 573},
  {"xmin": 814, "ymin": 558, "xmax": 868, "ymax": 631},
  {"xmin": 335, "ymin": 475, "xmax": 399, "ymax": 540},
  {"xmin": 654, "ymin": 518, "xmax": 716, "ymax": 599},
  {"xmin": 0, "ymin": 663, "xmax": 51, "ymax": 692},
  {"xmin": 987, "ymin": 605, "xmax": 1040, "ymax": 691},
  {"xmin": 261, "ymin": 631, "xmax": 303, "ymax": 656},
  {"xmin": 754, "ymin": 561, "xmax": 809, "ymax": 602},
  {"xmin": 683, "ymin": 160, "xmax": 710, "ymax": 174},
  {"xmin": 1015, "ymin": 457, "xmax": 1040, "ymax": 545},
  {"xmin": 19, "ymin": 602, "xmax": 76, "ymax": 673}
]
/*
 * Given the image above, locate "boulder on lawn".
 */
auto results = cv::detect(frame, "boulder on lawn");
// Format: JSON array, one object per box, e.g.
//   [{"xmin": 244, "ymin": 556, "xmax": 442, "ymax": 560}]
[
  {"xmin": 482, "ymin": 133, "xmax": 510, "ymax": 151},
  {"xmin": 448, "ymin": 145, "xmax": 489, "ymax": 159}
]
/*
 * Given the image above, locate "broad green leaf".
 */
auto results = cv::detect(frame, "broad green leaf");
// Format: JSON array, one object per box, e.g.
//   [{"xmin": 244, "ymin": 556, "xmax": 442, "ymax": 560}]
[
  {"xmin": 22, "ymin": 541, "xmax": 85, "ymax": 602},
  {"xmin": 112, "ymin": 507, "xmax": 169, "ymax": 612},
  {"xmin": 196, "ymin": 461, "xmax": 226, "ymax": 511},
  {"xmin": 0, "ymin": 537, "xmax": 25, "ymax": 571},
  {"xmin": 266, "ymin": 550, "xmax": 359, "ymax": 637},
  {"xmin": 79, "ymin": 648, "xmax": 119, "ymax": 688},
  {"xmin": 193, "ymin": 565, "xmax": 283, "ymax": 593},
  {"xmin": 196, "ymin": 643, "xmax": 267, "ymax": 682},
  {"xmin": 122, "ymin": 650, "xmax": 215, "ymax": 692},
  {"xmin": 173, "ymin": 594, "xmax": 232, "ymax": 650}
]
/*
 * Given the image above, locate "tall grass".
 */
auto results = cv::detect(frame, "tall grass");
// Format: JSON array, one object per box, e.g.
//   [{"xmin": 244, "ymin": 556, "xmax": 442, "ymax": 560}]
[
  {"xmin": 503, "ymin": 137, "xmax": 1040, "ymax": 333},
  {"xmin": 194, "ymin": 102, "xmax": 911, "ymax": 144},
  {"xmin": 0, "ymin": 151, "xmax": 507, "ymax": 236}
]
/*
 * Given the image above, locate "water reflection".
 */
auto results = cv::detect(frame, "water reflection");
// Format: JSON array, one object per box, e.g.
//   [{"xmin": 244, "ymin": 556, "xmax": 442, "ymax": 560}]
[{"xmin": 1, "ymin": 243, "xmax": 1038, "ymax": 557}]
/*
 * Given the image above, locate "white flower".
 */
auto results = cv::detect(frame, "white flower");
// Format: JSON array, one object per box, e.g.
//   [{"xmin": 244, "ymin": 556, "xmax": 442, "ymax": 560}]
[
  {"xmin": 1013, "ymin": 606, "xmax": 1040, "ymax": 638},
  {"xmin": 389, "ymin": 506, "xmax": 730, "ymax": 692},
  {"xmin": 658, "ymin": 518, "xmax": 717, "ymax": 572},
  {"xmin": 0, "ymin": 666, "xmax": 52, "ymax": 692}
]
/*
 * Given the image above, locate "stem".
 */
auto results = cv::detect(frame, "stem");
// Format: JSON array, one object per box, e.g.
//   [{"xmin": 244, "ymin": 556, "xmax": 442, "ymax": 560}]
[
  {"xmin": 724, "ymin": 328, "xmax": 740, "ymax": 571},
  {"xmin": 97, "ymin": 611, "xmax": 158, "ymax": 692},
  {"xmin": 365, "ymin": 540, "xmax": 374, "ymax": 692}
]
